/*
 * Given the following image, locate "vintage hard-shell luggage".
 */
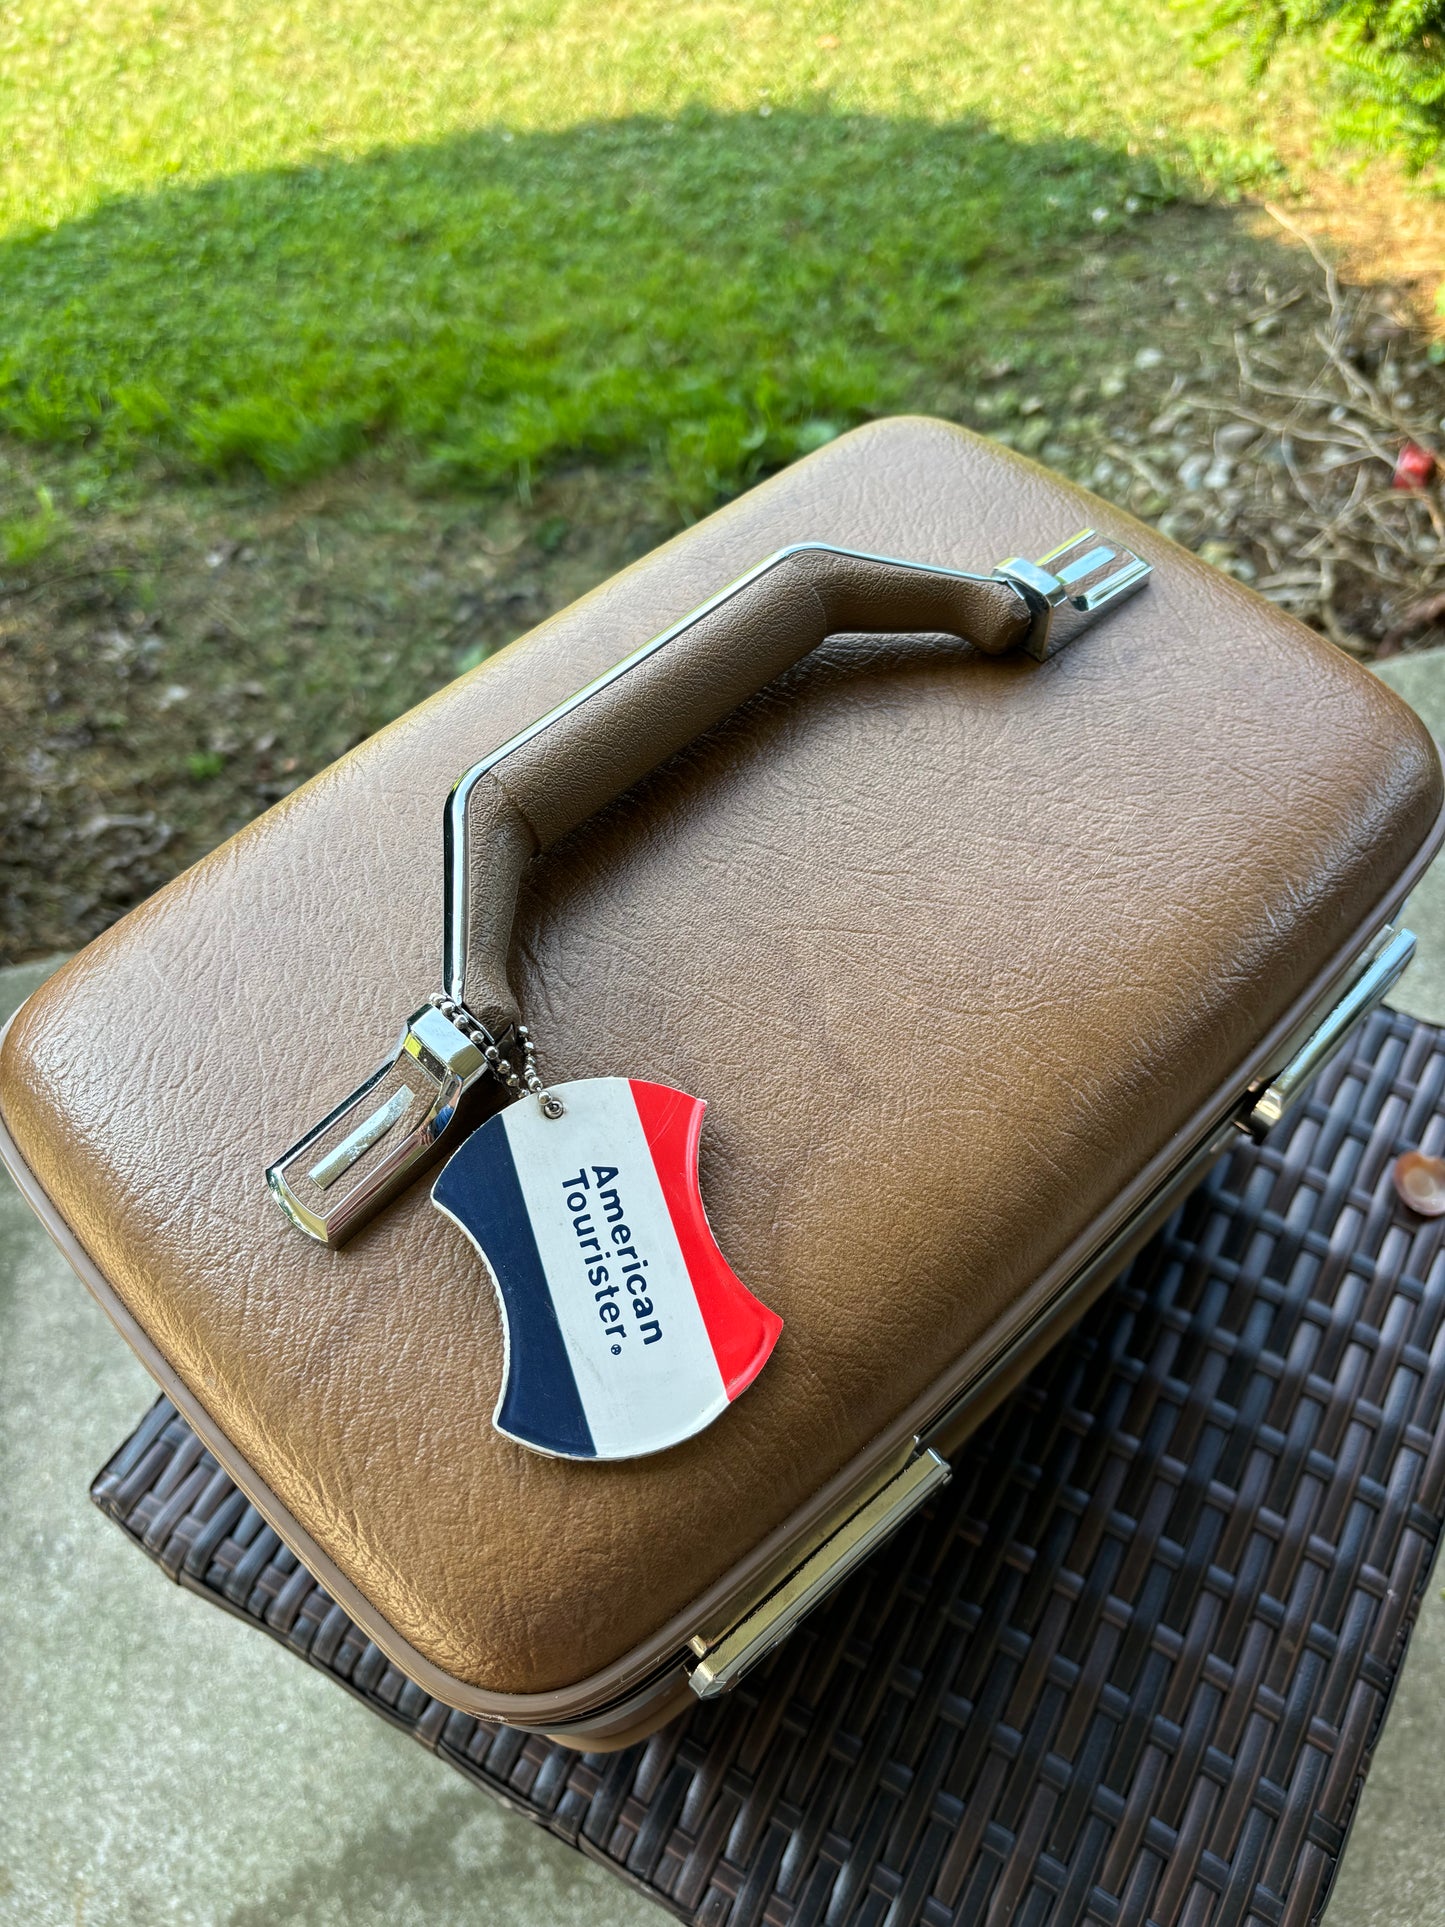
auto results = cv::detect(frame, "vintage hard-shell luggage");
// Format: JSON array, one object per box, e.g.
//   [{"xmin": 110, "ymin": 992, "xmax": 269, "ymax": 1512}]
[{"xmin": 2, "ymin": 416, "xmax": 1440, "ymax": 1748}]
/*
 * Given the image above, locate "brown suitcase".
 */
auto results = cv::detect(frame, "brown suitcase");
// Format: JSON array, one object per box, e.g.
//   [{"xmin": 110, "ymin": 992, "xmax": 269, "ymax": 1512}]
[{"xmin": 3, "ymin": 416, "xmax": 1440, "ymax": 1747}]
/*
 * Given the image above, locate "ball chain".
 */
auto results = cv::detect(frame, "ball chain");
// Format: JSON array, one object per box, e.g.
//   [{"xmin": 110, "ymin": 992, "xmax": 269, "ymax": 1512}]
[{"xmin": 430, "ymin": 996, "xmax": 565, "ymax": 1119}]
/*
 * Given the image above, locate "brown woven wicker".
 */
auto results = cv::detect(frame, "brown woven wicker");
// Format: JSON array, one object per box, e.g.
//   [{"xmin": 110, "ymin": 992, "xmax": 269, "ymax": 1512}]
[{"xmin": 91, "ymin": 1005, "xmax": 1445, "ymax": 1926}]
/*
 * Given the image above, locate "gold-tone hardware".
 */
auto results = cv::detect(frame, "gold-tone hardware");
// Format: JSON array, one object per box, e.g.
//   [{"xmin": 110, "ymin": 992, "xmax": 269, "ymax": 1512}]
[
  {"xmin": 687, "ymin": 1445, "xmax": 950, "ymax": 1699},
  {"xmin": 993, "ymin": 529, "xmax": 1152, "ymax": 661},
  {"xmin": 1243, "ymin": 925, "xmax": 1415, "ymax": 1139}
]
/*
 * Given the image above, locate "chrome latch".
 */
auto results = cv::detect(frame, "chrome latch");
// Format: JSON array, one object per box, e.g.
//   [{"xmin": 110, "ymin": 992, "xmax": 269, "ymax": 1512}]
[
  {"xmin": 267, "ymin": 1002, "xmax": 500, "ymax": 1245},
  {"xmin": 993, "ymin": 529, "xmax": 1152, "ymax": 661},
  {"xmin": 1242, "ymin": 926, "xmax": 1415, "ymax": 1141},
  {"xmin": 686, "ymin": 1444, "xmax": 950, "ymax": 1699}
]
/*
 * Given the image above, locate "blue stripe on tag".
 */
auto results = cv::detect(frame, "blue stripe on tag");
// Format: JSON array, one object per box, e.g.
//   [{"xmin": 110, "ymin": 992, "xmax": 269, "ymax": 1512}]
[{"xmin": 432, "ymin": 1118, "xmax": 596, "ymax": 1460}]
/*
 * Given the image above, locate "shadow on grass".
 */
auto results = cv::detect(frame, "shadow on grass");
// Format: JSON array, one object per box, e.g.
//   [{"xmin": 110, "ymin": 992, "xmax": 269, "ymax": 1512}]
[{"xmin": 0, "ymin": 107, "xmax": 1198, "ymax": 508}]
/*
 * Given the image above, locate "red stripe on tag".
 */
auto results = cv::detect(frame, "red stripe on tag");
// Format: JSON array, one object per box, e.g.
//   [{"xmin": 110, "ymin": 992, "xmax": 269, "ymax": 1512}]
[{"xmin": 628, "ymin": 1079, "xmax": 782, "ymax": 1401}]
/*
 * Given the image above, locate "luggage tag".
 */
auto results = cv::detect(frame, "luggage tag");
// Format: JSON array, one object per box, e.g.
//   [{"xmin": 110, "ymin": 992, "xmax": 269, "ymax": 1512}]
[{"xmin": 429, "ymin": 1026, "xmax": 782, "ymax": 1461}]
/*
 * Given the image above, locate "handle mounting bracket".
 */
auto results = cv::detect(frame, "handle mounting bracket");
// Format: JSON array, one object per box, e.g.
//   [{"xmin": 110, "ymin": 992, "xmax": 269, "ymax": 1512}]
[{"xmin": 993, "ymin": 530, "xmax": 1152, "ymax": 661}]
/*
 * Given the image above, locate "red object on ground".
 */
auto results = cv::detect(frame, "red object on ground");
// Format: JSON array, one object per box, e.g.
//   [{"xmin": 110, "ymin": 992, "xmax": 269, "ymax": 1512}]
[
  {"xmin": 1392, "ymin": 1149, "xmax": 1445, "ymax": 1216},
  {"xmin": 1392, "ymin": 441, "xmax": 1436, "ymax": 490}
]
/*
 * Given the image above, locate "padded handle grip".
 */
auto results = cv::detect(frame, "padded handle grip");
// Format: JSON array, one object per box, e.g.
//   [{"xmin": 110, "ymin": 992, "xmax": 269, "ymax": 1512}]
[{"xmin": 444, "ymin": 542, "xmax": 1036, "ymax": 1035}]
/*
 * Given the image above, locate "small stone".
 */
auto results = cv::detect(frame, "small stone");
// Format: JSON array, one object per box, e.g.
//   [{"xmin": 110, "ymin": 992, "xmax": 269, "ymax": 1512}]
[
  {"xmin": 1203, "ymin": 457, "xmax": 1235, "ymax": 491},
  {"xmin": 1215, "ymin": 421, "xmax": 1257, "ymax": 455},
  {"xmin": 1177, "ymin": 453, "xmax": 1211, "ymax": 492},
  {"xmin": 1134, "ymin": 346, "xmax": 1165, "ymax": 371}
]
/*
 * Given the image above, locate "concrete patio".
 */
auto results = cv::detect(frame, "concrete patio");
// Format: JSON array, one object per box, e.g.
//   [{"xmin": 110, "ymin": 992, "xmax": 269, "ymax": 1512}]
[{"xmin": 4, "ymin": 651, "xmax": 1445, "ymax": 1926}]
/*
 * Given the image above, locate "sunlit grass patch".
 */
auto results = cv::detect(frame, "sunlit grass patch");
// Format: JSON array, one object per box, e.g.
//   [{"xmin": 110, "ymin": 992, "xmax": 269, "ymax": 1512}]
[
  {"xmin": 0, "ymin": 111, "xmax": 1222, "ymax": 507},
  {"xmin": 0, "ymin": 1, "xmax": 1311, "ymax": 504}
]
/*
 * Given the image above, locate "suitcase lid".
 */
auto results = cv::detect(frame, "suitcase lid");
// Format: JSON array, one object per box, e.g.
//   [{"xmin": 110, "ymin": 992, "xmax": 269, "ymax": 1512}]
[{"xmin": 3, "ymin": 418, "xmax": 1440, "ymax": 1718}]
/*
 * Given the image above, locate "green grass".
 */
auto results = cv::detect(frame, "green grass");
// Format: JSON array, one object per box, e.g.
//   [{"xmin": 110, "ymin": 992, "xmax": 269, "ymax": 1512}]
[
  {"xmin": 0, "ymin": 485, "xmax": 61, "ymax": 566},
  {"xmin": 0, "ymin": 0, "xmax": 1316, "ymax": 507}
]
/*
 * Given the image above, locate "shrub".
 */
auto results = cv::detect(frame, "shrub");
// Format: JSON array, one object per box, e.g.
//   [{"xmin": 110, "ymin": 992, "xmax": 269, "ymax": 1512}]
[{"xmin": 1208, "ymin": 2, "xmax": 1445, "ymax": 165}]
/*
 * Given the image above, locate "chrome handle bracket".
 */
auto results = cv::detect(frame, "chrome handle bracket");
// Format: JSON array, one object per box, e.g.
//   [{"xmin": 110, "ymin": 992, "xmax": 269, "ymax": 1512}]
[
  {"xmin": 994, "ymin": 529, "xmax": 1152, "ymax": 661},
  {"xmin": 266, "ymin": 1003, "xmax": 502, "ymax": 1245}
]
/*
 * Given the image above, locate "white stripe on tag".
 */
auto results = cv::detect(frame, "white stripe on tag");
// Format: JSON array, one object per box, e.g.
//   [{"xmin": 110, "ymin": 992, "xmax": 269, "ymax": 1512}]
[{"xmin": 501, "ymin": 1078, "xmax": 726, "ymax": 1458}]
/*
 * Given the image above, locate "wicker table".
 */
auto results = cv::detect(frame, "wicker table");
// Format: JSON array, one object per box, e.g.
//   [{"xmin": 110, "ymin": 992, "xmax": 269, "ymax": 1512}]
[{"xmin": 92, "ymin": 1006, "xmax": 1445, "ymax": 1927}]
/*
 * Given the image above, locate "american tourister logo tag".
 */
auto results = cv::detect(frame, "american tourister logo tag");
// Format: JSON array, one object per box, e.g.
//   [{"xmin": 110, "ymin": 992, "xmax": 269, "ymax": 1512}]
[{"xmin": 431, "ymin": 1078, "xmax": 782, "ymax": 1460}]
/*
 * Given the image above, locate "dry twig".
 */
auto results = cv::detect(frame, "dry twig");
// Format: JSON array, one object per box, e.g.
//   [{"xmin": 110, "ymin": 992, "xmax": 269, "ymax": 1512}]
[{"xmin": 1134, "ymin": 255, "xmax": 1445, "ymax": 656}]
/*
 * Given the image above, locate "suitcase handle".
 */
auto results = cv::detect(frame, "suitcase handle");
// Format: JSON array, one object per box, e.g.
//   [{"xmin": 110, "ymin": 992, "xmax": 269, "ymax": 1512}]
[
  {"xmin": 268, "ymin": 529, "xmax": 1151, "ymax": 1242},
  {"xmin": 445, "ymin": 532, "xmax": 1151, "ymax": 1033}
]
